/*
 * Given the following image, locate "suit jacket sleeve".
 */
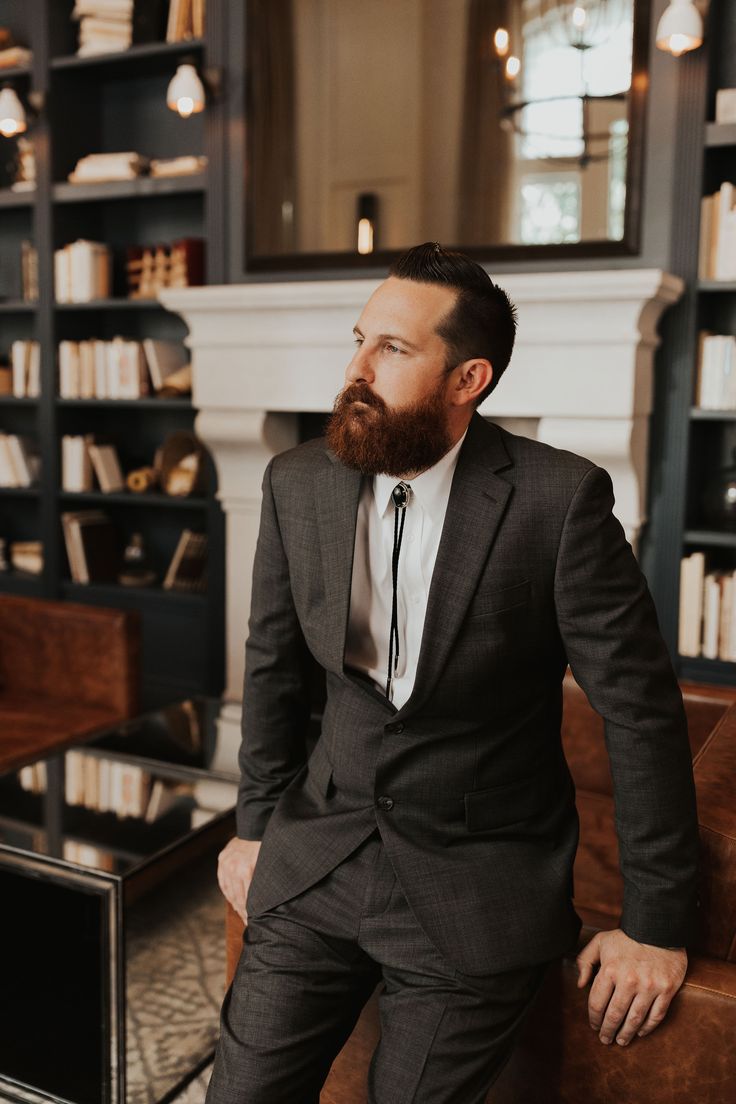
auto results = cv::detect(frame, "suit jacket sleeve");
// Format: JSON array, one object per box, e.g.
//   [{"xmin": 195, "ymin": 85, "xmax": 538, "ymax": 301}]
[
  {"xmin": 554, "ymin": 464, "xmax": 700, "ymax": 948},
  {"xmin": 235, "ymin": 456, "xmax": 312, "ymax": 840}
]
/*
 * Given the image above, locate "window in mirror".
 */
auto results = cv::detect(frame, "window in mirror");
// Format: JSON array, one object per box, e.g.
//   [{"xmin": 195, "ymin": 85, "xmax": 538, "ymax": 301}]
[{"xmin": 245, "ymin": 0, "xmax": 649, "ymax": 269}]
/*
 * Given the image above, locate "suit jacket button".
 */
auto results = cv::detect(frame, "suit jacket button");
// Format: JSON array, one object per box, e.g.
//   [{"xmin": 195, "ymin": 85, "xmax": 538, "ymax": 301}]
[
  {"xmin": 377, "ymin": 795, "xmax": 394, "ymax": 811},
  {"xmin": 386, "ymin": 722, "xmax": 404, "ymax": 734}
]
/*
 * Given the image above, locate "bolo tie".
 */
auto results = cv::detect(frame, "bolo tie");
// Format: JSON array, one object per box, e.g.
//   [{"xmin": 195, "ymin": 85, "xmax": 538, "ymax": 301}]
[{"xmin": 386, "ymin": 480, "xmax": 412, "ymax": 701}]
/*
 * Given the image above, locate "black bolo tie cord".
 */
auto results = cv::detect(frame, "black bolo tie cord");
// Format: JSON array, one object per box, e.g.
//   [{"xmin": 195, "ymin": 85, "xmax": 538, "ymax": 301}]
[{"xmin": 386, "ymin": 481, "xmax": 411, "ymax": 701}]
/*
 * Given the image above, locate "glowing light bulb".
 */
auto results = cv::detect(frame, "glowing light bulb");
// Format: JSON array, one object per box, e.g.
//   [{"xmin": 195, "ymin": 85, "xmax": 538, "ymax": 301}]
[
  {"xmin": 494, "ymin": 28, "xmax": 509, "ymax": 57},
  {"xmin": 505, "ymin": 56, "xmax": 521, "ymax": 80}
]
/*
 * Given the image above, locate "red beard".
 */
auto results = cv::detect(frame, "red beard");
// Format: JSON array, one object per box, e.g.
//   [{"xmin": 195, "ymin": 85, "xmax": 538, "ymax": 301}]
[{"xmin": 324, "ymin": 378, "xmax": 454, "ymax": 477}]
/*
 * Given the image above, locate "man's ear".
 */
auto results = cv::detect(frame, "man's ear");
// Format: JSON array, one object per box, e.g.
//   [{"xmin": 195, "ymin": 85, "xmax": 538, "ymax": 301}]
[{"xmin": 452, "ymin": 358, "xmax": 493, "ymax": 407}]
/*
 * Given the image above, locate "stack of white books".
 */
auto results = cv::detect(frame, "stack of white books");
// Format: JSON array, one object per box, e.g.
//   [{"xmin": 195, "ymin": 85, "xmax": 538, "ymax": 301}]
[
  {"xmin": 694, "ymin": 332, "xmax": 736, "ymax": 409},
  {"xmin": 0, "ymin": 434, "xmax": 41, "ymax": 487},
  {"xmin": 67, "ymin": 150, "xmax": 150, "ymax": 184},
  {"xmin": 679, "ymin": 551, "xmax": 736, "ymax": 661},
  {"xmin": 10, "ymin": 339, "xmax": 41, "ymax": 398},
  {"xmin": 699, "ymin": 182, "xmax": 736, "ymax": 281},
  {"xmin": 72, "ymin": 0, "xmax": 134, "ymax": 56},
  {"xmin": 55, "ymin": 239, "xmax": 111, "ymax": 302},
  {"xmin": 58, "ymin": 337, "xmax": 188, "ymax": 398}
]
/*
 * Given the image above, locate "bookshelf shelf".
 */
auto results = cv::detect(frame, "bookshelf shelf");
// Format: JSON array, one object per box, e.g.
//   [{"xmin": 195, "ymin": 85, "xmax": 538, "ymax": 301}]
[
  {"xmin": 60, "ymin": 579, "xmax": 207, "ymax": 606},
  {"xmin": 0, "ymin": 396, "xmax": 39, "ymax": 405},
  {"xmin": 697, "ymin": 280, "xmax": 736, "ymax": 292},
  {"xmin": 59, "ymin": 490, "xmax": 208, "ymax": 508},
  {"xmin": 54, "ymin": 297, "xmax": 166, "ymax": 310},
  {"xmin": 683, "ymin": 530, "xmax": 736, "ymax": 548},
  {"xmin": 57, "ymin": 396, "xmax": 194, "ymax": 408},
  {"xmin": 0, "ymin": 301, "xmax": 37, "ymax": 312},
  {"xmin": 0, "ymin": 65, "xmax": 31, "ymax": 80},
  {"xmin": 705, "ymin": 122, "xmax": 736, "ymax": 148},
  {"xmin": 0, "ymin": 486, "xmax": 41, "ymax": 497},
  {"xmin": 50, "ymin": 38, "xmax": 205, "ymax": 73},
  {"xmin": 0, "ymin": 573, "xmax": 42, "ymax": 594},
  {"xmin": 52, "ymin": 174, "xmax": 206, "ymax": 204},
  {"xmin": 0, "ymin": 189, "xmax": 36, "ymax": 208},
  {"xmin": 690, "ymin": 407, "xmax": 736, "ymax": 420}
]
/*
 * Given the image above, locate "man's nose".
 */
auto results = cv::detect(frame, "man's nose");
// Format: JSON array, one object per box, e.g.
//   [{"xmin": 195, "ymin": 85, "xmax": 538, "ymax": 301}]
[{"xmin": 345, "ymin": 345, "xmax": 374, "ymax": 385}]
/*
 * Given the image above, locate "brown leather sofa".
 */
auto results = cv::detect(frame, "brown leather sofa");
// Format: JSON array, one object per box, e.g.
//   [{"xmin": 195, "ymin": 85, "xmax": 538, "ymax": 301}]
[
  {"xmin": 224, "ymin": 671, "xmax": 736, "ymax": 1102},
  {"xmin": 0, "ymin": 594, "xmax": 140, "ymax": 773}
]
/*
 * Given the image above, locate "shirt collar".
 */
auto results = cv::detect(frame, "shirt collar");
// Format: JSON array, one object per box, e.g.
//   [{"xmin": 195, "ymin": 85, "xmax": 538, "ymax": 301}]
[{"xmin": 373, "ymin": 425, "xmax": 469, "ymax": 521}]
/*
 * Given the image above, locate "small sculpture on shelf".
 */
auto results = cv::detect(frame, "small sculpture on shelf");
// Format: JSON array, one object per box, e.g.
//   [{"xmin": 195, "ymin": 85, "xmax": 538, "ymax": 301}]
[
  {"xmin": 118, "ymin": 531, "xmax": 157, "ymax": 588},
  {"xmin": 703, "ymin": 446, "xmax": 736, "ymax": 531}
]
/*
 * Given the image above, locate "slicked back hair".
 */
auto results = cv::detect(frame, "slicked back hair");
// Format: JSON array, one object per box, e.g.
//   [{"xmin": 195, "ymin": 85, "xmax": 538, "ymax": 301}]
[{"xmin": 387, "ymin": 241, "xmax": 517, "ymax": 407}]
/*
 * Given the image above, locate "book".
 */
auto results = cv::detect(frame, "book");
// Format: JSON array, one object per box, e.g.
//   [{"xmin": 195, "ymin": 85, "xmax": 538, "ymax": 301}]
[
  {"xmin": 142, "ymin": 338, "xmax": 189, "ymax": 391},
  {"xmin": 678, "ymin": 551, "xmax": 705, "ymax": 657},
  {"xmin": 61, "ymin": 509, "xmax": 121, "ymax": 584},
  {"xmin": 88, "ymin": 443, "xmax": 126, "ymax": 492},
  {"xmin": 163, "ymin": 528, "xmax": 207, "ymax": 591}
]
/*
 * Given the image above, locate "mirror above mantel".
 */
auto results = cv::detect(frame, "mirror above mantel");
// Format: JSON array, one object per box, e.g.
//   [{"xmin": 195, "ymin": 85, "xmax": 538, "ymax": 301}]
[{"xmin": 245, "ymin": 0, "xmax": 651, "ymax": 272}]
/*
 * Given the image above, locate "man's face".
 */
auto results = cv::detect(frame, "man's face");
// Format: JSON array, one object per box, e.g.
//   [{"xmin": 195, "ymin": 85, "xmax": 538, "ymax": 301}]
[{"xmin": 324, "ymin": 277, "xmax": 460, "ymax": 477}]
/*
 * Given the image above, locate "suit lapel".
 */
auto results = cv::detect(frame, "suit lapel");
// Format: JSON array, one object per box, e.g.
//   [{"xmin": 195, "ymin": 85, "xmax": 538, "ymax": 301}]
[
  {"xmin": 396, "ymin": 413, "xmax": 514, "ymax": 718},
  {"xmin": 315, "ymin": 455, "xmax": 363, "ymax": 676},
  {"xmin": 318, "ymin": 413, "xmax": 514, "ymax": 711}
]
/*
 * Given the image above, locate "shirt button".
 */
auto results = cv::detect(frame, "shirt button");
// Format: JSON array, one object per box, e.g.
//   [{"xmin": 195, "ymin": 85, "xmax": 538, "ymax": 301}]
[
  {"xmin": 386, "ymin": 721, "xmax": 404, "ymax": 734},
  {"xmin": 377, "ymin": 795, "xmax": 394, "ymax": 811}
]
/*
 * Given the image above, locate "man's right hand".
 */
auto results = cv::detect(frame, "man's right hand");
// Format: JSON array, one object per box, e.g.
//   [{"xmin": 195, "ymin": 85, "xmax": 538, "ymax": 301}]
[{"xmin": 217, "ymin": 837, "xmax": 262, "ymax": 925}]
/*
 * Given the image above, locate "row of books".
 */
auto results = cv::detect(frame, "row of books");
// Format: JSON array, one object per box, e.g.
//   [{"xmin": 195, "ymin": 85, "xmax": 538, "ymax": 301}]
[
  {"xmin": 62, "ymin": 749, "xmax": 234, "ymax": 822},
  {"xmin": 55, "ymin": 240, "xmax": 111, "ymax": 303},
  {"xmin": 0, "ymin": 340, "xmax": 40, "ymax": 398},
  {"xmin": 59, "ymin": 336, "xmax": 189, "ymax": 399},
  {"xmin": 0, "ymin": 26, "xmax": 31, "ymax": 69},
  {"xmin": 21, "ymin": 240, "xmax": 38, "ymax": 302},
  {"xmin": 72, "ymin": 0, "xmax": 204, "ymax": 56},
  {"xmin": 127, "ymin": 238, "xmax": 205, "ymax": 298},
  {"xmin": 679, "ymin": 551, "xmax": 736, "ymax": 661},
  {"xmin": 699, "ymin": 182, "xmax": 736, "ymax": 282},
  {"xmin": 694, "ymin": 332, "xmax": 736, "ymax": 410},
  {"xmin": 0, "ymin": 540, "xmax": 43, "ymax": 576},
  {"xmin": 62, "ymin": 508, "xmax": 207, "ymax": 590},
  {"xmin": 53, "ymin": 237, "xmax": 205, "ymax": 302},
  {"xmin": 18, "ymin": 753, "xmax": 233, "ymax": 836},
  {"xmin": 167, "ymin": 0, "xmax": 206, "ymax": 42},
  {"xmin": 67, "ymin": 150, "xmax": 207, "ymax": 183},
  {"xmin": 0, "ymin": 434, "xmax": 41, "ymax": 487}
]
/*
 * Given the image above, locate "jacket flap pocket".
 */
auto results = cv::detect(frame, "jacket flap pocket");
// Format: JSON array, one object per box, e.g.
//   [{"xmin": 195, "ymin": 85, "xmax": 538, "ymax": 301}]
[
  {"xmin": 468, "ymin": 578, "xmax": 530, "ymax": 618},
  {"xmin": 464, "ymin": 768, "xmax": 553, "ymax": 832}
]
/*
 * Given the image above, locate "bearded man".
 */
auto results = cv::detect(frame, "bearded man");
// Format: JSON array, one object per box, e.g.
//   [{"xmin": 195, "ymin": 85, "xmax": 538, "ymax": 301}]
[{"xmin": 207, "ymin": 242, "xmax": 699, "ymax": 1104}]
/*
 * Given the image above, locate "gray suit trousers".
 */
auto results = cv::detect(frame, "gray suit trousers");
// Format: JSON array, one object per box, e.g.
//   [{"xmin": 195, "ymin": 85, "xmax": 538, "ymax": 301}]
[{"xmin": 205, "ymin": 826, "xmax": 551, "ymax": 1104}]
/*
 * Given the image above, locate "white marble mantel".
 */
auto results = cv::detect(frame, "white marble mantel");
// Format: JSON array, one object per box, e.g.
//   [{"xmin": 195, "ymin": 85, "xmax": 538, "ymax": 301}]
[{"xmin": 159, "ymin": 269, "xmax": 683, "ymax": 755}]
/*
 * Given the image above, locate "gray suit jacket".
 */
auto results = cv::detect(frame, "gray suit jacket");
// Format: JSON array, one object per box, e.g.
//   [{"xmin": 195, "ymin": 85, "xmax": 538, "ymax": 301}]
[{"xmin": 237, "ymin": 411, "xmax": 699, "ymax": 976}]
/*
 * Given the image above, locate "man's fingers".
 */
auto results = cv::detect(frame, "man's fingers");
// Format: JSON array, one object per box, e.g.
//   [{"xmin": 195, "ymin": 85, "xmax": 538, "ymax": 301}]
[
  {"xmin": 636, "ymin": 993, "xmax": 673, "ymax": 1038},
  {"xmin": 611, "ymin": 995, "xmax": 655, "ymax": 1046},
  {"xmin": 597, "ymin": 990, "xmax": 635, "ymax": 1044},
  {"xmin": 586, "ymin": 967, "xmax": 616, "ymax": 1031},
  {"xmin": 576, "ymin": 933, "xmax": 601, "ymax": 988}
]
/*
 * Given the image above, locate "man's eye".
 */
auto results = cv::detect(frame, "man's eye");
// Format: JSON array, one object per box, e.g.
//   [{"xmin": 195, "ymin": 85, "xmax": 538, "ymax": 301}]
[
  {"xmin": 385, "ymin": 343, "xmax": 402, "ymax": 354},
  {"xmin": 353, "ymin": 337, "xmax": 363, "ymax": 346}
]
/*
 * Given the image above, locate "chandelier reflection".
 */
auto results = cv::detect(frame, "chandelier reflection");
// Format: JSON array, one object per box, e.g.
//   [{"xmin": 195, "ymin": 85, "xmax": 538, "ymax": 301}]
[{"xmin": 493, "ymin": 0, "xmax": 633, "ymax": 168}]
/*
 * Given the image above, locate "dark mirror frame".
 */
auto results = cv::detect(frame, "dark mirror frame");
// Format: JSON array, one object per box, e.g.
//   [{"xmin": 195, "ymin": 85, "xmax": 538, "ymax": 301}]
[{"xmin": 243, "ymin": 0, "xmax": 651, "ymax": 273}]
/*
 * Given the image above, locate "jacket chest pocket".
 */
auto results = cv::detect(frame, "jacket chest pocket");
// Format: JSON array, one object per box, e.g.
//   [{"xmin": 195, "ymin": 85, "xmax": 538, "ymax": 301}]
[{"xmin": 467, "ymin": 578, "xmax": 531, "ymax": 620}]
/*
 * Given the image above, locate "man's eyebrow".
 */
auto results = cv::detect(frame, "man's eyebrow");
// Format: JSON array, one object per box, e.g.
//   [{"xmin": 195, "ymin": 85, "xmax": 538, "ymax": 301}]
[{"xmin": 352, "ymin": 326, "xmax": 421, "ymax": 352}]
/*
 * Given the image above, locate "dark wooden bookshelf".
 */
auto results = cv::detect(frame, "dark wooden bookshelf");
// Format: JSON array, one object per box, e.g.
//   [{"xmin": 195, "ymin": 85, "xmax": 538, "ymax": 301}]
[
  {"xmin": 644, "ymin": 0, "xmax": 736, "ymax": 687},
  {"xmin": 0, "ymin": 0, "xmax": 228, "ymax": 709}
]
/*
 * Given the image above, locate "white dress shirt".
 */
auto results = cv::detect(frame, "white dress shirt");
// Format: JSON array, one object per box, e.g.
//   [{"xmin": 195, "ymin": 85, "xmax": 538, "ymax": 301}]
[{"xmin": 344, "ymin": 426, "xmax": 469, "ymax": 709}]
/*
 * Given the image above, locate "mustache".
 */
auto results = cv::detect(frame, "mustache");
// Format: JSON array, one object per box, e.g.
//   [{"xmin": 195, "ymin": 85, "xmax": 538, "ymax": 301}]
[{"xmin": 336, "ymin": 382, "xmax": 386, "ymax": 411}]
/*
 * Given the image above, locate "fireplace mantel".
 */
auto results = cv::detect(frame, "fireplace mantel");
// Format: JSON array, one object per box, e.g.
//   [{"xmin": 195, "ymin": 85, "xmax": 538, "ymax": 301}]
[{"xmin": 160, "ymin": 269, "xmax": 683, "ymax": 757}]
